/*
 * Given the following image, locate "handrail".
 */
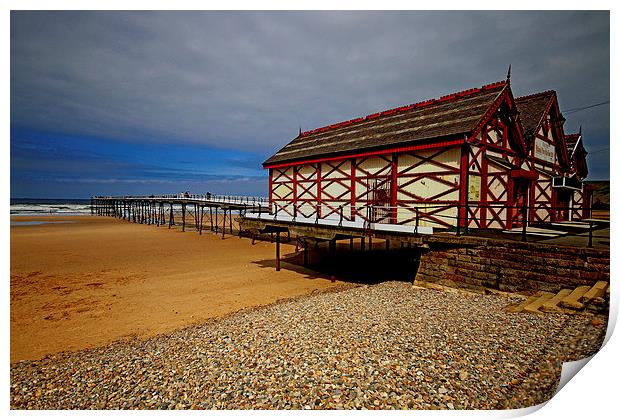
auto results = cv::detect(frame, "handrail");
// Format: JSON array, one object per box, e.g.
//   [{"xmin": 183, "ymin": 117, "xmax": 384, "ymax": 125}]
[{"xmin": 255, "ymin": 201, "xmax": 602, "ymax": 246}]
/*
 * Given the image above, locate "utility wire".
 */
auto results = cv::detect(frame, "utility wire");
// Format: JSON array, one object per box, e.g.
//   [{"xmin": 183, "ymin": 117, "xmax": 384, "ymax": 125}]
[
  {"xmin": 563, "ymin": 101, "xmax": 610, "ymax": 115},
  {"xmin": 588, "ymin": 147, "xmax": 610, "ymax": 155}
]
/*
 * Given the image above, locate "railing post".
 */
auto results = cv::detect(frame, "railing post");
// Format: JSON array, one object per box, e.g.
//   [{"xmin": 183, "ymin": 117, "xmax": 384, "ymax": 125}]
[
  {"xmin": 315, "ymin": 204, "xmax": 320, "ymax": 224},
  {"xmin": 588, "ymin": 221, "xmax": 594, "ymax": 248},
  {"xmin": 293, "ymin": 203, "xmax": 297, "ymax": 221},
  {"xmin": 415, "ymin": 207, "xmax": 419, "ymax": 234},
  {"xmin": 464, "ymin": 201, "xmax": 469, "ymax": 235},
  {"xmin": 339, "ymin": 205, "xmax": 343, "ymax": 227},
  {"xmin": 456, "ymin": 203, "xmax": 461, "ymax": 236},
  {"xmin": 521, "ymin": 203, "xmax": 527, "ymax": 242}
]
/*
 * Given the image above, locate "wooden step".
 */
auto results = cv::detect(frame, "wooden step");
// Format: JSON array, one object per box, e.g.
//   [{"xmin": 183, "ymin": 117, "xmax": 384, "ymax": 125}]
[
  {"xmin": 560, "ymin": 286, "xmax": 591, "ymax": 310},
  {"xmin": 541, "ymin": 289, "xmax": 573, "ymax": 313},
  {"xmin": 523, "ymin": 292, "xmax": 555, "ymax": 314},
  {"xmin": 582, "ymin": 281, "xmax": 609, "ymax": 302},
  {"xmin": 506, "ymin": 292, "xmax": 542, "ymax": 313}
]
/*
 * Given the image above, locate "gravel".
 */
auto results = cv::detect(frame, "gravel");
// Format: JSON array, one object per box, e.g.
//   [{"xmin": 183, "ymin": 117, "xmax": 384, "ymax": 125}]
[{"xmin": 10, "ymin": 281, "xmax": 607, "ymax": 410}]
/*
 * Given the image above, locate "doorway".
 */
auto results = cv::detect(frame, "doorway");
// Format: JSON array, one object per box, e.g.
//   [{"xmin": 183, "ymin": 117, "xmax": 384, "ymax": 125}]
[
  {"xmin": 555, "ymin": 190, "xmax": 572, "ymax": 221},
  {"xmin": 510, "ymin": 179, "xmax": 530, "ymax": 228}
]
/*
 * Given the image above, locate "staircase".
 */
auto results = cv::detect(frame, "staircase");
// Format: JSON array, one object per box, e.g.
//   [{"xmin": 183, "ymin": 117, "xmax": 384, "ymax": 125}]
[{"xmin": 506, "ymin": 281, "xmax": 609, "ymax": 315}]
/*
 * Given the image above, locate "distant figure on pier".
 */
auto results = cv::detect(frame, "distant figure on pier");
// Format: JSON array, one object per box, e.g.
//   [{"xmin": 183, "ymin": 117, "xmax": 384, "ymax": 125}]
[
  {"xmin": 183, "ymin": 191, "xmax": 190, "ymax": 198},
  {"xmin": 206, "ymin": 192, "xmax": 212, "ymax": 200}
]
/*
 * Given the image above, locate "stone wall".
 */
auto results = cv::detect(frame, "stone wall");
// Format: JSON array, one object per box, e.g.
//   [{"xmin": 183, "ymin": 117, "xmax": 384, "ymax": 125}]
[{"xmin": 415, "ymin": 240, "xmax": 610, "ymax": 293}]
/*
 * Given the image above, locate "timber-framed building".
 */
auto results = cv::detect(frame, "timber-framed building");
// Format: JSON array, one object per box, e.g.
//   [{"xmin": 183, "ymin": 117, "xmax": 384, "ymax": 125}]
[{"xmin": 262, "ymin": 76, "xmax": 591, "ymax": 232}]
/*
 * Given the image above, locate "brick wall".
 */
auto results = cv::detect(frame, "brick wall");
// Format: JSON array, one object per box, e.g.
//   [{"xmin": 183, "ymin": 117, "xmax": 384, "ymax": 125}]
[{"xmin": 415, "ymin": 241, "xmax": 610, "ymax": 293}]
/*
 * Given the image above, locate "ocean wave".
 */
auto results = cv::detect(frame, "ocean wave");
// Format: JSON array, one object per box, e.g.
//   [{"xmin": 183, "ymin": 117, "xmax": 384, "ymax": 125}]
[{"xmin": 10, "ymin": 203, "xmax": 92, "ymax": 216}]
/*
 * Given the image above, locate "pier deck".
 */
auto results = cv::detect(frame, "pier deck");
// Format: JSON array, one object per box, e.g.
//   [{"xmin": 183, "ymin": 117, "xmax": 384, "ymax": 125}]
[{"xmin": 91, "ymin": 194, "xmax": 268, "ymax": 237}]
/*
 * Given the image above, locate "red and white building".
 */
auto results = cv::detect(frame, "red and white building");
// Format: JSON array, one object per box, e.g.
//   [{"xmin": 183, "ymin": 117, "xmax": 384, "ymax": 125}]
[{"xmin": 262, "ymin": 77, "xmax": 590, "ymax": 231}]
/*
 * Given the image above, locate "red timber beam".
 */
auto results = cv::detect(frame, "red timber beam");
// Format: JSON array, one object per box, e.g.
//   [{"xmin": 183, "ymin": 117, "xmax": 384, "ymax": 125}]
[
  {"xmin": 458, "ymin": 141, "xmax": 469, "ymax": 228},
  {"xmin": 351, "ymin": 158, "xmax": 357, "ymax": 219},
  {"xmin": 529, "ymin": 176, "xmax": 538, "ymax": 223},
  {"xmin": 390, "ymin": 153, "xmax": 398, "ymax": 224},
  {"xmin": 292, "ymin": 165, "xmax": 298, "ymax": 215},
  {"xmin": 316, "ymin": 163, "xmax": 322, "ymax": 218},
  {"xmin": 480, "ymin": 146, "xmax": 489, "ymax": 228},
  {"xmin": 268, "ymin": 168, "xmax": 273, "ymax": 210},
  {"xmin": 510, "ymin": 169, "xmax": 538, "ymax": 181}
]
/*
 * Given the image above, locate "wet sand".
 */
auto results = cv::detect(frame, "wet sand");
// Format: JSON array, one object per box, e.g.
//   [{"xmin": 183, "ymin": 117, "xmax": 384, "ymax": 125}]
[{"xmin": 10, "ymin": 215, "xmax": 342, "ymax": 363}]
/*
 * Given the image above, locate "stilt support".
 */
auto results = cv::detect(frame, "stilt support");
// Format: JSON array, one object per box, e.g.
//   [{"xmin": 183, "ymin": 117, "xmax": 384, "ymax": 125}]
[{"xmin": 275, "ymin": 231, "xmax": 281, "ymax": 271}]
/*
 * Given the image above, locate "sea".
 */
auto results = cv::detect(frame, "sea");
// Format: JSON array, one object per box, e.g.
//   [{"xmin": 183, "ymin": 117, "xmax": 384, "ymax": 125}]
[{"xmin": 10, "ymin": 198, "xmax": 92, "ymax": 216}]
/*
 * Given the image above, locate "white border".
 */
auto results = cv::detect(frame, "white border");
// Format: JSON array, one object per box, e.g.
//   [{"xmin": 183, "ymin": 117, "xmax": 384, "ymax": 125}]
[{"xmin": 3, "ymin": 3, "xmax": 615, "ymax": 419}]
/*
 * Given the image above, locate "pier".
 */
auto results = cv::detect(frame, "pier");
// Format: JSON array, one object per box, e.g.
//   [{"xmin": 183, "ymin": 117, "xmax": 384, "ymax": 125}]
[
  {"xmin": 91, "ymin": 194, "xmax": 268, "ymax": 238},
  {"xmin": 92, "ymin": 194, "xmax": 608, "ymax": 294}
]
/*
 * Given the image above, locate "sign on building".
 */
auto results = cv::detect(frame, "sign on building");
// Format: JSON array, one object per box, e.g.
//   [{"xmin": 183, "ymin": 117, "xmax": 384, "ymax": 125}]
[{"xmin": 535, "ymin": 138, "xmax": 555, "ymax": 164}]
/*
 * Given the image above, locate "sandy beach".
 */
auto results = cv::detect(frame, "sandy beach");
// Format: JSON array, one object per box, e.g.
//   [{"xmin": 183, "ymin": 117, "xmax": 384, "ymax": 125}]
[{"xmin": 10, "ymin": 215, "xmax": 342, "ymax": 363}]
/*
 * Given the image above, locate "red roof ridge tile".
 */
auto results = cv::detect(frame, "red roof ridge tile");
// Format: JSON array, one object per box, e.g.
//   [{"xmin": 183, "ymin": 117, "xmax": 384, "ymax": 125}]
[{"xmin": 299, "ymin": 80, "xmax": 507, "ymax": 138}]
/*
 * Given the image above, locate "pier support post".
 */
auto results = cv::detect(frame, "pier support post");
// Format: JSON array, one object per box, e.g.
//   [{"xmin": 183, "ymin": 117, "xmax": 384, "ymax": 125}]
[
  {"xmin": 196, "ymin": 204, "xmax": 200, "ymax": 232},
  {"xmin": 361, "ymin": 237, "xmax": 366, "ymax": 252},
  {"xmin": 329, "ymin": 238, "xmax": 336, "ymax": 255},
  {"xmin": 229, "ymin": 209, "xmax": 233, "ymax": 235},
  {"xmin": 222, "ymin": 208, "xmax": 226, "ymax": 239},
  {"xmin": 369, "ymin": 237, "xmax": 373, "ymax": 251},
  {"xmin": 350, "ymin": 237, "xmax": 354, "ymax": 251},
  {"xmin": 303, "ymin": 240, "xmax": 309, "ymax": 266},
  {"xmin": 386, "ymin": 240, "xmax": 390, "ymax": 252},
  {"xmin": 182, "ymin": 203, "xmax": 186, "ymax": 232},
  {"xmin": 275, "ymin": 231, "xmax": 281, "ymax": 271}
]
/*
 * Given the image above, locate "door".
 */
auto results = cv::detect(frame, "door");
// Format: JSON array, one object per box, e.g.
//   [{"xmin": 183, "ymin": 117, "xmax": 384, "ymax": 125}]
[
  {"xmin": 555, "ymin": 190, "xmax": 572, "ymax": 221},
  {"xmin": 368, "ymin": 177, "xmax": 392, "ymax": 224},
  {"xmin": 511, "ymin": 180, "xmax": 529, "ymax": 228}
]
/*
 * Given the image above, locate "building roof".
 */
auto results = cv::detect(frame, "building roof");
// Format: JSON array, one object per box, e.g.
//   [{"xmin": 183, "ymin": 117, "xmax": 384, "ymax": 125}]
[
  {"xmin": 263, "ymin": 81, "xmax": 508, "ymax": 167},
  {"xmin": 514, "ymin": 91, "xmax": 555, "ymax": 141}
]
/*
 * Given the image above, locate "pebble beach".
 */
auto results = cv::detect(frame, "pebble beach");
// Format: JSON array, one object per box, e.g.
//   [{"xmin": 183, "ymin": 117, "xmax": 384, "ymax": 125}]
[{"xmin": 10, "ymin": 281, "xmax": 606, "ymax": 410}]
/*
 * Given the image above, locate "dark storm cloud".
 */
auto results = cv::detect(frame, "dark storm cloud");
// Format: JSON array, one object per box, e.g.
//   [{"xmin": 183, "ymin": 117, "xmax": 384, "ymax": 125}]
[{"xmin": 11, "ymin": 11, "xmax": 610, "ymax": 175}]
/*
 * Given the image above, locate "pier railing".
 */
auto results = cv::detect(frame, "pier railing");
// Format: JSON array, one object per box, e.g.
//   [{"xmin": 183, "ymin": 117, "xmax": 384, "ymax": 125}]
[
  {"xmin": 247, "ymin": 202, "xmax": 607, "ymax": 247},
  {"xmin": 92, "ymin": 194, "xmax": 269, "ymax": 205},
  {"xmin": 91, "ymin": 195, "xmax": 607, "ymax": 247}
]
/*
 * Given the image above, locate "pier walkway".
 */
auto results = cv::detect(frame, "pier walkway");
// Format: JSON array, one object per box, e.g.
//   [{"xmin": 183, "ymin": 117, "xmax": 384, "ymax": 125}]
[{"xmin": 91, "ymin": 194, "xmax": 268, "ymax": 237}]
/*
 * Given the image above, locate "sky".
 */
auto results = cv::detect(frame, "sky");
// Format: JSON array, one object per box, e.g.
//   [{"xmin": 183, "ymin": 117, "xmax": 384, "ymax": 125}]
[{"xmin": 10, "ymin": 11, "xmax": 610, "ymax": 199}]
